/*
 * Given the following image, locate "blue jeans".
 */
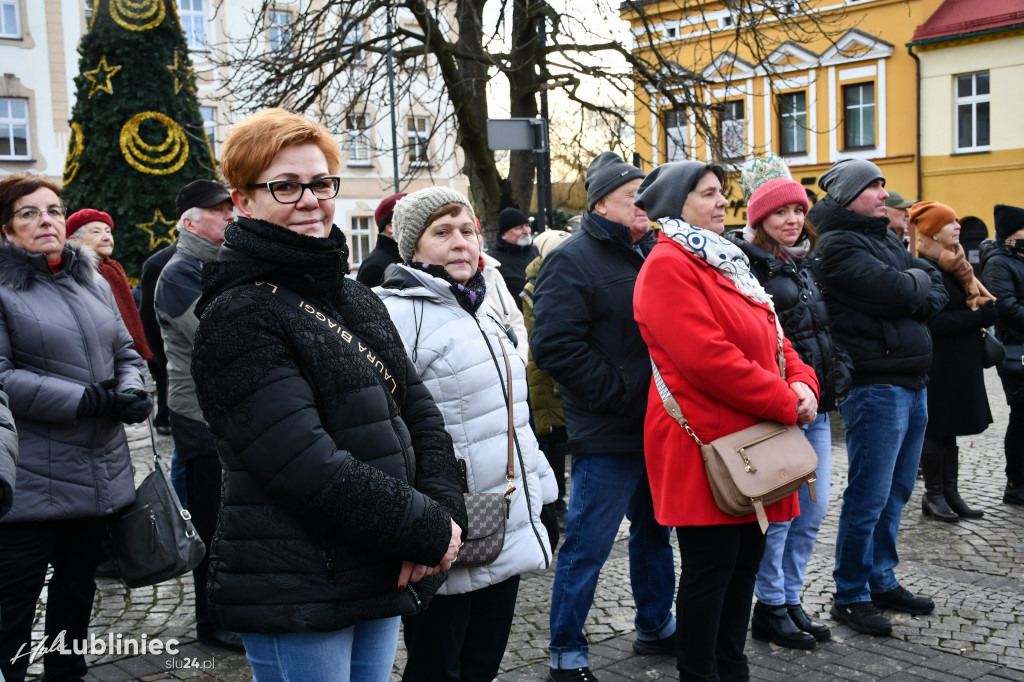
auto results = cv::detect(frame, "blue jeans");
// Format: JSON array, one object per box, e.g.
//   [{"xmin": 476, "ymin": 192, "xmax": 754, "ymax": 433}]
[
  {"xmin": 755, "ymin": 414, "xmax": 832, "ymax": 606},
  {"xmin": 834, "ymin": 385, "xmax": 927, "ymax": 604},
  {"xmin": 548, "ymin": 453, "xmax": 675, "ymax": 670},
  {"xmin": 241, "ymin": 617, "xmax": 401, "ymax": 682}
]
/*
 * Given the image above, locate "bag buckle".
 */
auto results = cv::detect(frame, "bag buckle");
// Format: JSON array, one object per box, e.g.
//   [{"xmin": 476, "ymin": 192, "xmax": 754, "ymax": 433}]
[
  {"xmin": 737, "ymin": 446, "xmax": 757, "ymax": 473},
  {"xmin": 503, "ymin": 477, "xmax": 516, "ymax": 519}
]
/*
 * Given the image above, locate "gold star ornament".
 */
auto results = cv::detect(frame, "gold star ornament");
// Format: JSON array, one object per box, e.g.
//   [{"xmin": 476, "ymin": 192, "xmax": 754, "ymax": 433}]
[
  {"xmin": 84, "ymin": 55, "xmax": 122, "ymax": 98},
  {"xmin": 136, "ymin": 208, "xmax": 178, "ymax": 250},
  {"xmin": 166, "ymin": 52, "xmax": 195, "ymax": 94}
]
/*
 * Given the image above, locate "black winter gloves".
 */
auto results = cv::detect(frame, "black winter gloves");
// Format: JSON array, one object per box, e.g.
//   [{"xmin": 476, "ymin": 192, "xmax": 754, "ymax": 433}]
[
  {"xmin": 77, "ymin": 379, "xmax": 122, "ymax": 418},
  {"xmin": 77, "ymin": 380, "xmax": 154, "ymax": 424},
  {"xmin": 119, "ymin": 389, "xmax": 154, "ymax": 424}
]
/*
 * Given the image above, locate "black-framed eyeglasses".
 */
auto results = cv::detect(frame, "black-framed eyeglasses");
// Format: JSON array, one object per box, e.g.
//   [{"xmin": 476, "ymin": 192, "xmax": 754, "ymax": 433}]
[{"xmin": 246, "ymin": 176, "xmax": 341, "ymax": 204}]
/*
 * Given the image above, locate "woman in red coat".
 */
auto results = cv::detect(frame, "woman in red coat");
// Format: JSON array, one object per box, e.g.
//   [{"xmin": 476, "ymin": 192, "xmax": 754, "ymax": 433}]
[{"xmin": 633, "ymin": 161, "xmax": 819, "ymax": 681}]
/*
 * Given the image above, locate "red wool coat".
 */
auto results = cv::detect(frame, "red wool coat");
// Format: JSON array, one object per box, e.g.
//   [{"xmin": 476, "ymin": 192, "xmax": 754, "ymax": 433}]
[{"xmin": 634, "ymin": 233, "xmax": 819, "ymax": 527}]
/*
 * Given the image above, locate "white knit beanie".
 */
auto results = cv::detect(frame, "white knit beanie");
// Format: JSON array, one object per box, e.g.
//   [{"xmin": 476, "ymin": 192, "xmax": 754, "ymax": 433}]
[{"xmin": 392, "ymin": 187, "xmax": 475, "ymax": 262}]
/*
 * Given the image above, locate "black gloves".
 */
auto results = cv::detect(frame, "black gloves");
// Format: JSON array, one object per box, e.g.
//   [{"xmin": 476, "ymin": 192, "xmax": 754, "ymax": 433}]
[
  {"xmin": 118, "ymin": 389, "xmax": 153, "ymax": 424},
  {"xmin": 77, "ymin": 380, "xmax": 153, "ymax": 424},
  {"xmin": 77, "ymin": 378, "xmax": 122, "ymax": 418}
]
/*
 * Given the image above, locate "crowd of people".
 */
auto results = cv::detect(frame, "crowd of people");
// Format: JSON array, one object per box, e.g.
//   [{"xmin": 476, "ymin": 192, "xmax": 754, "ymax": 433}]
[{"xmin": 0, "ymin": 106, "xmax": 1022, "ymax": 682}]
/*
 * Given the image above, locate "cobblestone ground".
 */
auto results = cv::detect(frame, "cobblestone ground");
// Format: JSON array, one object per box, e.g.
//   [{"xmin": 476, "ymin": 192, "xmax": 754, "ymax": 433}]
[{"xmin": 22, "ymin": 369, "xmax": 1024, "ymax": 681}]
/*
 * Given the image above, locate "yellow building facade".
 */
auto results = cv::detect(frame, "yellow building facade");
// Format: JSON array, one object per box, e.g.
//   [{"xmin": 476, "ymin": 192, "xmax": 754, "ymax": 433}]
[{"xmin": 623, "ymin": 0, "xmax": 1024, "ymax": 236}]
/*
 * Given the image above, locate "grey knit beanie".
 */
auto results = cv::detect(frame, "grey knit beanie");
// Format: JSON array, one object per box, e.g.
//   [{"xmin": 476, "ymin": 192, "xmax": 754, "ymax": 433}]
[
  {"xmin": 585, "ymin": 152, "xmax": 646, "ymax": 210},
  {"xmin": 633, "ymin": 161, "xmax": 711, "ymax": 221},
  {"xmin": 818, "ymin": 158, "xmax": 885, "ymax": 208},
  {"xmin": 392, "ymin": 187, "xmax": 475, "ymax": 262}
]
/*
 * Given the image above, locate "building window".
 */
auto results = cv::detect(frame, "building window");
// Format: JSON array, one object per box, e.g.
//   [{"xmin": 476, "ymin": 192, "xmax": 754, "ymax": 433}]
[
  {"xmin": 720, "ymin": 100, "xmax": 745, "ymax": 160},
  {"xmin": 0, "ymin": 0, "xmax": 19, "ymax": 38},
  {"xmin": 0, "ymin": 98, "xmax": 29, "ymax": 159},
  {"xmin": 350, "ymin": 216, "xmax": 374, "ymax": 267},
  {"xmin": 342, "ymin": 22, "xmax": 365, "ymax": 65},
  {"xmin": 84, "ymin": 0, "xmax": 93, "ymax": 28},
  {"xmin": 956, "ymin": 72, "xmax": 989, "ymax": 152},
  {"xmin": 778, "ymin": 91, "xmax": 808, "ymax": 155},
  {"xmin": 664, "ymin": 109, "xmax": 687, "ymax": 161},
  {"xmin": 407, "ymin": 116, "xmax": 429, "ymax": 166},
  {"xmin": 200, "ymin": 106, "xmax": 217, "ymax": 154},
  {"xmin": 346, "ymin": 113, "xmax": 371, "ymax": 166},
  {"xmin": 178, "ymin": 0, "xmax": 207, "ymax": 52},
  {"xmin": 268, "ymin": 10, "xmax": 290, "ymax": 54},
  {"xmin": 843, "ymin": 82, "xmax": 875, "ymax": 149}
]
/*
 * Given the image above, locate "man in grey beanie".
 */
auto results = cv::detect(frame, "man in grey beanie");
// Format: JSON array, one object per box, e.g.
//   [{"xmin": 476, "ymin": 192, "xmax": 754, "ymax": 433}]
[
  {"xmin": 532, "ymin": 153, "xmax": 676, "ymax": 682},
  {"xmin": 809, "ymin": 160, "xmax": 947, "ymax": 637}
]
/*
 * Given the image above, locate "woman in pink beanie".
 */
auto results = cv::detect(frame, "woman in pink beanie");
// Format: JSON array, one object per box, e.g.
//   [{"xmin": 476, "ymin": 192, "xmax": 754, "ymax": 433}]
[
  {"xmin": 731, "ymin": 156, "xmax": 853, "ymax": 650},
  {"xmin": 911, "ymin": 200, "xmax": 996, "ymax": 522}
]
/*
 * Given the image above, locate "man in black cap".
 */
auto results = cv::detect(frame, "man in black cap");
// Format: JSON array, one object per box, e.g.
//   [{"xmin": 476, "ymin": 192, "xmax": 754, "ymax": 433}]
[
  {"xmin": 356, "ymin": 192, "xmax": 406, "ymax": 287},
  {"xmin": 154, "ymin": 180, "xmax": 243, "ymax": 652},
  {"xmin": 532, "ymin": 152, "xmax": 675, "ymax": 682},
  {"xmin": 487, "ymin": 206, "xmax": 540, "ymax": 310},
  {"xmin": 811, "ymin": 159, "xmax": 946, "ymax": 637}
]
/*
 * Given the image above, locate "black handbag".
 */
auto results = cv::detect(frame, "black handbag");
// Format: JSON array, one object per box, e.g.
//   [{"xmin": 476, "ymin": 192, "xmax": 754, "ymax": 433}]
[
  {"xmin": 982, "ymin": 327, "xmax": 1006, "ymax": 369},
  {"xmin": 108, "ymin": 421, "xmax": 206, "ymax": 588}
]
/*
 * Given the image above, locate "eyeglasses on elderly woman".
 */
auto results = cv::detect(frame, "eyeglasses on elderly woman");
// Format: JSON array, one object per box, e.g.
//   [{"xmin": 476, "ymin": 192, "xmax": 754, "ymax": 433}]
[{"xmin": 245, "ymin": 176, "xmax": 341, "ymax": 204}]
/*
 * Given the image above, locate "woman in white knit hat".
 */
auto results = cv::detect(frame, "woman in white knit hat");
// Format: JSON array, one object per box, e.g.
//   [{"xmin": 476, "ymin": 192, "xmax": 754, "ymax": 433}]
[{"xmin": 377, "ymin": 188, "xmax": 557, "ymax": 682}]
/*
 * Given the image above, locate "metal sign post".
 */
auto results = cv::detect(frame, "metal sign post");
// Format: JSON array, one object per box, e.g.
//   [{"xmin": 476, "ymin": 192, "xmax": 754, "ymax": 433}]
[{"xmin": 487, "ymin": 118, "xmax": 551, "ymax": 232}]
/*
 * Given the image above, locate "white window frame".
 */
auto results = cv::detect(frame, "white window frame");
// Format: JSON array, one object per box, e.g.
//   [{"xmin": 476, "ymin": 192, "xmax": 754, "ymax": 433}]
[
  {"xmin": 350, "ymin": 216, "xmax": 374, "ymax": 267},
  {"xmin": 955, "ymin": 71, "xmax": 990, "ymax": 153},
  {"xmin": 664, "ymin": 109, "xmax": 687, "ymax": 162},
  {"xmin": 178, "ymin": 0, "xmax": 207, "ymax": 52},
  {"xmin": 268, "ymin": 9, "xmax": 290, "ymax": 54},
  {"xmin": 843, "ymin": 82, "xmax": 875, "ymax": 149},
  {"xmin": 0, "ymin": 98, "xmax": 30, "ymax": 159},
  {"xmin": 720, "ymin": 100, "xmax": 746, "ymax": 160},
  {"xmin": 346, "ymin": 113, "xmax": 372, "ymax": 166},
  {"xmin": 779, "ymin": 91, "xmax": 808, "ymax": 156},
  {"xmin": 0, "ymin": 0, "xmax": 19, "ymax": 39},
  {"xmin": 407, "ymin": 116, "xmax": 430, "ymax": 167},
  {"xmin": 200, "ymin": 106, "xmax": 217, "ymax": 155}
]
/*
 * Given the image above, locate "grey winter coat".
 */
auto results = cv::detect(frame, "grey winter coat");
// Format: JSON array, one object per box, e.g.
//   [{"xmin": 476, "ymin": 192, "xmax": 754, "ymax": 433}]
[
  {"xmin": 377, "ymin": 265, "xmax": 557, "ymax": 595},
  {"xmin": 0, "ymin": 388, "xmax": 17, "ymax": 518},
  {"xmin": 0, "ymin": 241, "xmax": 145, "ymax": 522}
]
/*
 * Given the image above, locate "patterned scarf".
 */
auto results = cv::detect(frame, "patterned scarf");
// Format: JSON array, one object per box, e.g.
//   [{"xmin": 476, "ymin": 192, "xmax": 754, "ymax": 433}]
[
  {"xmin": 411, "ymin": 261, "xmax": 487, "ymax": 314},
  {"xmin": 658, "ymin": 218, "xmax": 775, "ymax": 307}
]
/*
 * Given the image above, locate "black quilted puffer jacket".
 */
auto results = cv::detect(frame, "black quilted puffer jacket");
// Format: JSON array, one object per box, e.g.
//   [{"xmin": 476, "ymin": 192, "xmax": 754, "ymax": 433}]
[{"xmin": 191, "ymin": 217, "xmax": 466, "ymax": 634}]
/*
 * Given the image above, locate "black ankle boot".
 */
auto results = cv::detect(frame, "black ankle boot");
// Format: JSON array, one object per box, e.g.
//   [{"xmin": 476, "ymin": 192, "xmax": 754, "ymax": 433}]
[
  {"xmin": 943, "ymin": 445, "xmax": 983, "ymax": 518},
  {"xmin": 921, "ymin": 445, "xmax": 959, "ymax": 522},
  {"xmin": 751, "ymin": 601, "xmax": 815, "ymax": 650},
  {"xmin": 787, "ymin": 604, "xmax": 831, "ymax": 642}
]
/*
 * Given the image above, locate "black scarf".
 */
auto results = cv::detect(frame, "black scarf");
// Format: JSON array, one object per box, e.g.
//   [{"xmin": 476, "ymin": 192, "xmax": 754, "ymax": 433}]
[{"xmin": 410, "ymin": 262, "xmax": 487, "ymax": 314}]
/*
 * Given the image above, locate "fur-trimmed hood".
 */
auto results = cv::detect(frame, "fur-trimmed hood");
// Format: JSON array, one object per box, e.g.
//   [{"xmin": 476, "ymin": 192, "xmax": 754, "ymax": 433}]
[{"xmin": 0, "ymin": 240, "xmax": 100, "ymax": 292}]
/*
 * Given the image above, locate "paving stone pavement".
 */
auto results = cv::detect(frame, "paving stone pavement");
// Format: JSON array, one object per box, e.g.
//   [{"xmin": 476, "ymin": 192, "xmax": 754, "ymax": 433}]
[{"xmin": 21, "ymin": 369, "xmax": 1024, "ymax": 681}]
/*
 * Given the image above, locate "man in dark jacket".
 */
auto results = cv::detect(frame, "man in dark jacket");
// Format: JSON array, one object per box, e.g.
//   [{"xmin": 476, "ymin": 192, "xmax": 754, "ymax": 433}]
[
  {"xmin": 979, "ymin": 203, "xmax": 1024, "ymax": 507},
  {"xmin": 155, "ymin": 179, "xmax": 242, "ymax": 652},
  {"xmin": 356, "ymin": 192, "xmax": 405, "ymax": 287},
  {"xmin": 532, "ymin": 152, "xmax": 675, "ymax": 682},
  {"xmin": 487, "ymin": 206, "xmax": 540, "ymax": 310},
  {"xmin": 812, "ymin": 159, "xmax": 947, "ymax": 638}
]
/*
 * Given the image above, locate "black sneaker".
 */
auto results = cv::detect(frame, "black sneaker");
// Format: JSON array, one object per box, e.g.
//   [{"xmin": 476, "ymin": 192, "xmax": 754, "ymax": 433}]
[
  {"xmin": 547, "ymin": 668, "xmax": 599, "ymax": 682},
  {"xmin": 632, "ymin": 633, "xmax": 675, "ymax": 655},
  {"xmin": 871, "ymin": 585, "xmax": 934, "ymax": 615},
  {"xmin": 830, "ymin": 601, "xmax": 892, "ymax": 636},
  {"xmin": 1004, "ymin": 485, "xmax": 1024, "ymax": 506}
]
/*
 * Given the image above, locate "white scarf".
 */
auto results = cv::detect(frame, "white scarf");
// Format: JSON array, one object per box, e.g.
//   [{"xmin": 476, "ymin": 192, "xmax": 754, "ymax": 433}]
[{"xmin": 659, "ymin": 218, "xmax": 775, "ymax": 308}]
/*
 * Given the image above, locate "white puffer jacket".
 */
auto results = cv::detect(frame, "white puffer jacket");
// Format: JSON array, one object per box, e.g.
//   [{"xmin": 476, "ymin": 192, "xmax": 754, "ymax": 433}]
[{"xmin": 377, "ymin": 265, "xmax": 556, "ymax": 594}]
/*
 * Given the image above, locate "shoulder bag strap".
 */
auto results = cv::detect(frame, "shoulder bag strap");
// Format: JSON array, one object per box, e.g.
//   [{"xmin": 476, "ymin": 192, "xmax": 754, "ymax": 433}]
[
  {"xmin": 476, "ymin": 318, "xmax": 518, "ymax": 508},
  {"xmin": 252, "ymin": 281, "xmax": 399, "ymax": 396}
]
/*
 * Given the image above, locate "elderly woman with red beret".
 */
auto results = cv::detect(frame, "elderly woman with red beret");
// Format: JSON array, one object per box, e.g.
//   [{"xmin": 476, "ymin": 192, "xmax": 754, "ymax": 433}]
[
  {"xmin": 66, "ymin": 208, "xmax": 152, "ymax": 361},
  {"xmin": 911, "ymin": 201, "xmax": 996, "ymax": 521}
]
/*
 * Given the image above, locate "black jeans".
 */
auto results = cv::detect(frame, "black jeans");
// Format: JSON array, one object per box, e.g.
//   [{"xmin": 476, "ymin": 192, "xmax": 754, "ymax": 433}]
[
  {"xmin": 0, "ymin": 517, "xmax": 107, "ymax": 682},
  {"xmin": 1005, "ymin": 401, "xmax": 1024, "ymax": 487},
  {"xmin": 402, "ymin": 575, "xmax": 520, "ymax": 682},
  {"xmin": 675, "ymin": 523, "xmax": 766, "ymax": 682},
  {"xmin": 169, "ymin": 411, "xmax": 222, "ymax": 634}
]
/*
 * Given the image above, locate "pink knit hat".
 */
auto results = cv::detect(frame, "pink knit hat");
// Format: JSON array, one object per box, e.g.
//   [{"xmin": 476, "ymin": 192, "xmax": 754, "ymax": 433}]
[{"xmin": 747, "ymin": 178, "xmax": 809, "ymax": 228}]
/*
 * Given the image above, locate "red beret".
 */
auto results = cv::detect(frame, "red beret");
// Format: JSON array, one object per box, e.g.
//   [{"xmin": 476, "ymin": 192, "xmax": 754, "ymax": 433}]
[
  {"xmin": 374, "ymin": 193, "xmax": 407, "ymax": 231},
  {"xmin": 65, "ymin": 208, "xmax": 113, "ymax": 239}
]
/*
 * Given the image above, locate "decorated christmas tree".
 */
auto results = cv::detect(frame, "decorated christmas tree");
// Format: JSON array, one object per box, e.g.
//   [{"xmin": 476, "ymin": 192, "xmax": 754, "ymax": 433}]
[{"xmin": 62, "ymin": 0, "xmax": 218, "ymax": 277}]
